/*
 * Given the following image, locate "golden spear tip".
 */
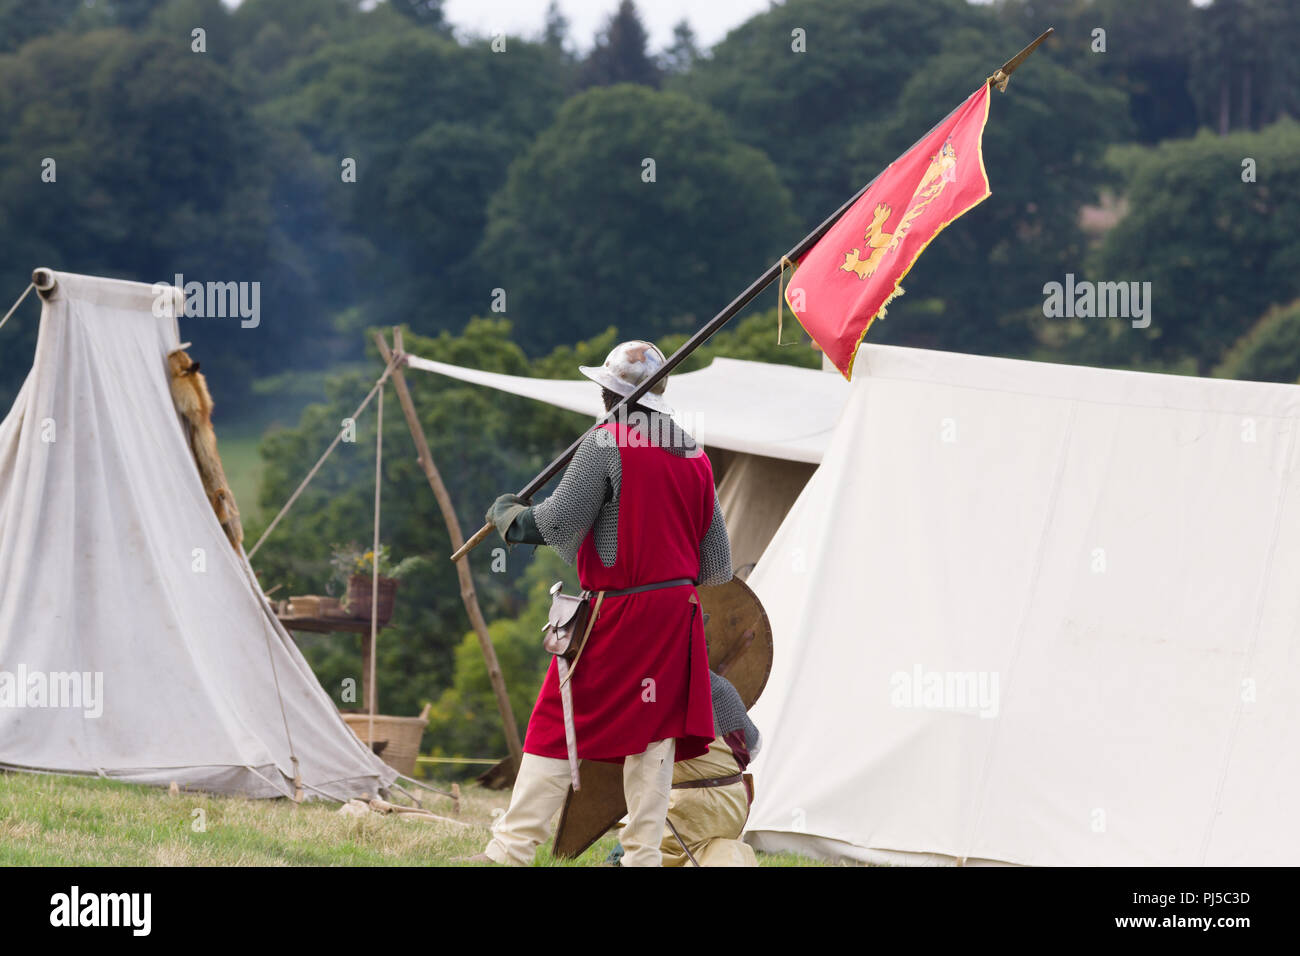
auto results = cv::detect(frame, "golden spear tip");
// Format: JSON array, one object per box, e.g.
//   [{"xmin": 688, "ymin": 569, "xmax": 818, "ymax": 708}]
[{"xmin": 989, "ymin": 27, "xmax": 1055, "ymax": 92}]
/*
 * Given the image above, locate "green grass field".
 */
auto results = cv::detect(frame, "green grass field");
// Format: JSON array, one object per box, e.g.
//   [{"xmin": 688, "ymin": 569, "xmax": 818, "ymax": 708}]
[
  {"xmin": 0, "ymin": 771, "xmax": 823, "ymax": 866},
  {"xmin": 218, "ymin": 426, "xmax": 265, "ymax": 527}
]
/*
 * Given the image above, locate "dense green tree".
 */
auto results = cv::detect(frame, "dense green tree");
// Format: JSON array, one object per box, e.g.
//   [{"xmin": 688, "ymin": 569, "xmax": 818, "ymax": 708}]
[
  {"xmin": 542, "ymin": 0, "xmax": 571, "ymax": 55},
  {"xmin": 1214, "ymin": 299, "xmax": 1300, "ymax": 384},
  {"xmin": 1189, "ymin": 0, "xmax": 1300, "ymax": 135},
  {"xmin": 994, "ymin": 0, "xmax": 1200, "ymax": 143},
  {"xmin": 145, "ymin": 0, "xmax": 237, "ymax": 51},
  {"xmin": 1191, "ymin": 0, "xmax": 1261, "ymax": 135},
  {"xmin": 477, "ymin": 85, "xmax": 799, "ymax": 352},
  {"xmin": 1088, "ymin": 120, "xmax": 1300, "ymax": 371},
  {"xmin": 578, "ymin": 0, "xmax": 661, "ymax": 89},
  {"xmin": 90, "ymin": 0, "xmax": 171, "ymax": 29},
  {"xmin": 0, "ymin": 30, "xmax": 301, "ymax": 409},
  {"xmin": 660, "ymin": 20, "xmax": 701, "ymax": 76},
  {"xmin": 1251, "ymin": 0, "xmax": 1300, "ymax": 128},
  {"xmin": 387, "ymin": 0, "xmax": 447, "ymax": 29},
  {"xmin": 0, "ymin": 0, "xmax": 82, "ymax": 53},
  {"xmin": 228, "ymin": 0, "xmax": 373, "ymax": 89},
  {"xmin": 262, "ymin": 30, "xmax": 570, "ymax": 336},
  {"xmin": 381, "ymin": 123, "xmax": 517, "ymax": 311},
  {"xmin": 679, "ymin": 0, "xmax": 994, "ymax": 225}
]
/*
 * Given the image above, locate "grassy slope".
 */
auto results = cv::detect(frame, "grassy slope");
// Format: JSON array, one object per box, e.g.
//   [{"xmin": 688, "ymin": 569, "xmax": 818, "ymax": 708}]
[
  {"xmin": 215, "ymin": 364, "xmax": 372, "ymax": 527},
  {"xmin": 0, "ymin": 772, "xmax": 823, "ymax": 866},
  {"xmin": 217, "ymin": 426, "xmax": 265, "ymax": 527}
]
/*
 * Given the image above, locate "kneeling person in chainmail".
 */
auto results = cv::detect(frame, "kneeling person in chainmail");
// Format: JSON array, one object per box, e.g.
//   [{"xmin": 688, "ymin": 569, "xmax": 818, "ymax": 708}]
[
  {"xmin": 652, "ymin": 671, "xmax": 762, "ymax": 867},
  {"xmin": 476, "ymin": 340, "xmax": 733, "ymax": 868}
]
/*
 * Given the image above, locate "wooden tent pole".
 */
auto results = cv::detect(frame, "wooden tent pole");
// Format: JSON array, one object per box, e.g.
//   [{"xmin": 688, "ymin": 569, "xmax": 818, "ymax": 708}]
[
  {"xmin": 374, "ymin": 330, "xmax": 523, "ymax": 777},
  {"xmin": 369, "ymin": 381, "xmax": 382, "ymax": 744}
]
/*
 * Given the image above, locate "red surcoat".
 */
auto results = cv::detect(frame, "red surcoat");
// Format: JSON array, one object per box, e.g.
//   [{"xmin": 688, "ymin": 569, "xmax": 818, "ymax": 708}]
[{"xmin": 523, "ymin": 422, "xmax": 715, "ymax": 763}]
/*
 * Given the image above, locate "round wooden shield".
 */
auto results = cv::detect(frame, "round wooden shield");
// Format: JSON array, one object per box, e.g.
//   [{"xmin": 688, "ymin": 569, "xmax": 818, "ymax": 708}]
[
  {"xmin": 699, "ymin": 576, "xmax": 773, "ymax": 709},
  {"xmin": 552, "ymin": 576, "xmax": 772, "ymax": 859}
]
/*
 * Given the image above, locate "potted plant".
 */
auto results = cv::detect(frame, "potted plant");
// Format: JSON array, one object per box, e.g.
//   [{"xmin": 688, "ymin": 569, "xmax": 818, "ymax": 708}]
[{"xmin": 329, "ymin": 544, "xmax": 425, "ymax": 625}]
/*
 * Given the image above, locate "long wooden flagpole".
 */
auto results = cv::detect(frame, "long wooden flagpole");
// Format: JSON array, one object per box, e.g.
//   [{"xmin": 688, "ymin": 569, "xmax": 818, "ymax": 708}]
[
  {"xmin": 449, "ymin": 28, "xmax": 1053, "ymax": 563},
  {"xmin": 375, "ymin": 330, "xmax": 524, "ymax": 776}
]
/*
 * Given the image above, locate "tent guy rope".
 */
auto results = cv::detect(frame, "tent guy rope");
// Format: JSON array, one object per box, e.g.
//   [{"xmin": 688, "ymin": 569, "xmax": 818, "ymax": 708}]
[
  {"xmin": 0, "ymin": 282, "xmax": 34, "ymax": 332},
  {"xmin": 246, "ymin": 352, "xmax": 403, "ymax": 559}
]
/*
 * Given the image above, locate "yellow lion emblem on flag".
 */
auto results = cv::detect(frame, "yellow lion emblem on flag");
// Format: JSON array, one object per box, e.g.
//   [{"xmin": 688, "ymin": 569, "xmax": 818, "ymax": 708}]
[{"xmin": 841, "ymin": 140, "xmax": 958, "ymax": 280}]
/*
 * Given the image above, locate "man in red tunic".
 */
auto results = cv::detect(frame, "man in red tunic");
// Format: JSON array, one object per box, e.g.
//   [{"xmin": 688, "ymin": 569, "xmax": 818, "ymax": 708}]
[{"xmin": 478, "ymin": 340, "xmax": 733, "ymax": 866}]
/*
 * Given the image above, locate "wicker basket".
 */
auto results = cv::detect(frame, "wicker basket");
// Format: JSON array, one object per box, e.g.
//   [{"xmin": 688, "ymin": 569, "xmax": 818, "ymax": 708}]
[
  {"xmin": 343, "ymin": 705, "xmax": 429, "ymax": 777},
  {"xmin": 345, "ymin": 573, "xmax": 399, "ymax": 625}
]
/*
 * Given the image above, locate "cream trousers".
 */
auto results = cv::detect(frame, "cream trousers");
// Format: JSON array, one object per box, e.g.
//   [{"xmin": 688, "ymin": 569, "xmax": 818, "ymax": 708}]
[{"xmin": 484, "ymin": 738, "xmax": 676, "ymax": 867}]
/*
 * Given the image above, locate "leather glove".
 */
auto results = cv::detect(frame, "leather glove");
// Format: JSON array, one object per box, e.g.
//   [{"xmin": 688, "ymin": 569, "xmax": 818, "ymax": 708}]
[{"xmin": 486, "ymin": 493, "xmax": 530, "ymax": 544}]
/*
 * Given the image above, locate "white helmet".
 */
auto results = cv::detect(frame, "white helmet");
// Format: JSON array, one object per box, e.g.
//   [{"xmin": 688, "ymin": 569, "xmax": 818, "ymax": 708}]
[{"xmin": 579, "ymin": 340, "xmax": 672, "ymax": 414}]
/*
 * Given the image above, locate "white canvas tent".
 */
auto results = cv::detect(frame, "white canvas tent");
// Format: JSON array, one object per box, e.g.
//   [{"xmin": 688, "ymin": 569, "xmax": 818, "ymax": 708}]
[
  {"xmin": 744, "ymin": 343, "xmax": 1300, "ymax": 866},
  {"xmin": 0, "ymin": 270, "xmax": 396, "ymax": 800},
  {"xmin": 404, "ymin": 354, "xmax": 848, "ymax": 570}
]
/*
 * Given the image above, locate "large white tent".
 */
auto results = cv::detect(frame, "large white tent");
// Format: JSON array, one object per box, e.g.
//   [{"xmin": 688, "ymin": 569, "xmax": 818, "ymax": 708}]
[
  {"xmin": 0, "ymin": 270, "xmax": 395, "ymax": 800},
  {"xmin": 744, "ymin": 343, "xmax": 1300, "ymax": 866},
  {"xmin": 392, "ymin": 338, "xmax": 1300, "ymax": 864}
]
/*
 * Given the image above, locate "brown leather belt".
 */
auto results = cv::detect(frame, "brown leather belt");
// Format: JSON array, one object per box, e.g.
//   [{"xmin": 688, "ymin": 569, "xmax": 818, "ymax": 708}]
[
  {"xmin": 673, "ymin": 772, "xmax": 754, "ymax": 805},
  {"xmin": 602, "ymin": 577, "xmax": 695, "ymax": 598},
  {"xmin": 673, "ymin": 772, "xmax": 743, "ymax": 790}
]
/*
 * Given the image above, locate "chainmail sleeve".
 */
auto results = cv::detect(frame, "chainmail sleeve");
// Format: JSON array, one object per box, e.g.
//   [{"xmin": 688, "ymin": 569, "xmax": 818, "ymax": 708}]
[
  {"xmin": 531, "ymin": 429, "xmax": 621, "ymax": 566},
  {"xmin": 698, "ymin": 494, "xmax": 733, "ymax": 586},
  {"xmin": 711, "ymin": 671, "xmax": 761, "ymax": 756}
]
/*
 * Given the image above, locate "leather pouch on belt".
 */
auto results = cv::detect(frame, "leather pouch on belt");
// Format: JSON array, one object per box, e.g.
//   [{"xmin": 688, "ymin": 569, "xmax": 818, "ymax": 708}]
[{"xmin": 543, "ymin": 582, "xmax": 592, "ymax": 660}]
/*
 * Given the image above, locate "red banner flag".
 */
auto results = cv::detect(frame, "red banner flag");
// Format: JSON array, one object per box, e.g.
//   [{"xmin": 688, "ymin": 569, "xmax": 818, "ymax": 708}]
[{"xmin": 784, "ymin": 84, "xmax": 993, "ymax": 379}]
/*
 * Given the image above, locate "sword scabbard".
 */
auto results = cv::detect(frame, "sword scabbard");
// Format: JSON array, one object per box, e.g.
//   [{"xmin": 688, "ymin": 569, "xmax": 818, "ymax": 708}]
[{"xmin": 555, "ymin": 657, "xmax": 581, "ymax": 790}]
